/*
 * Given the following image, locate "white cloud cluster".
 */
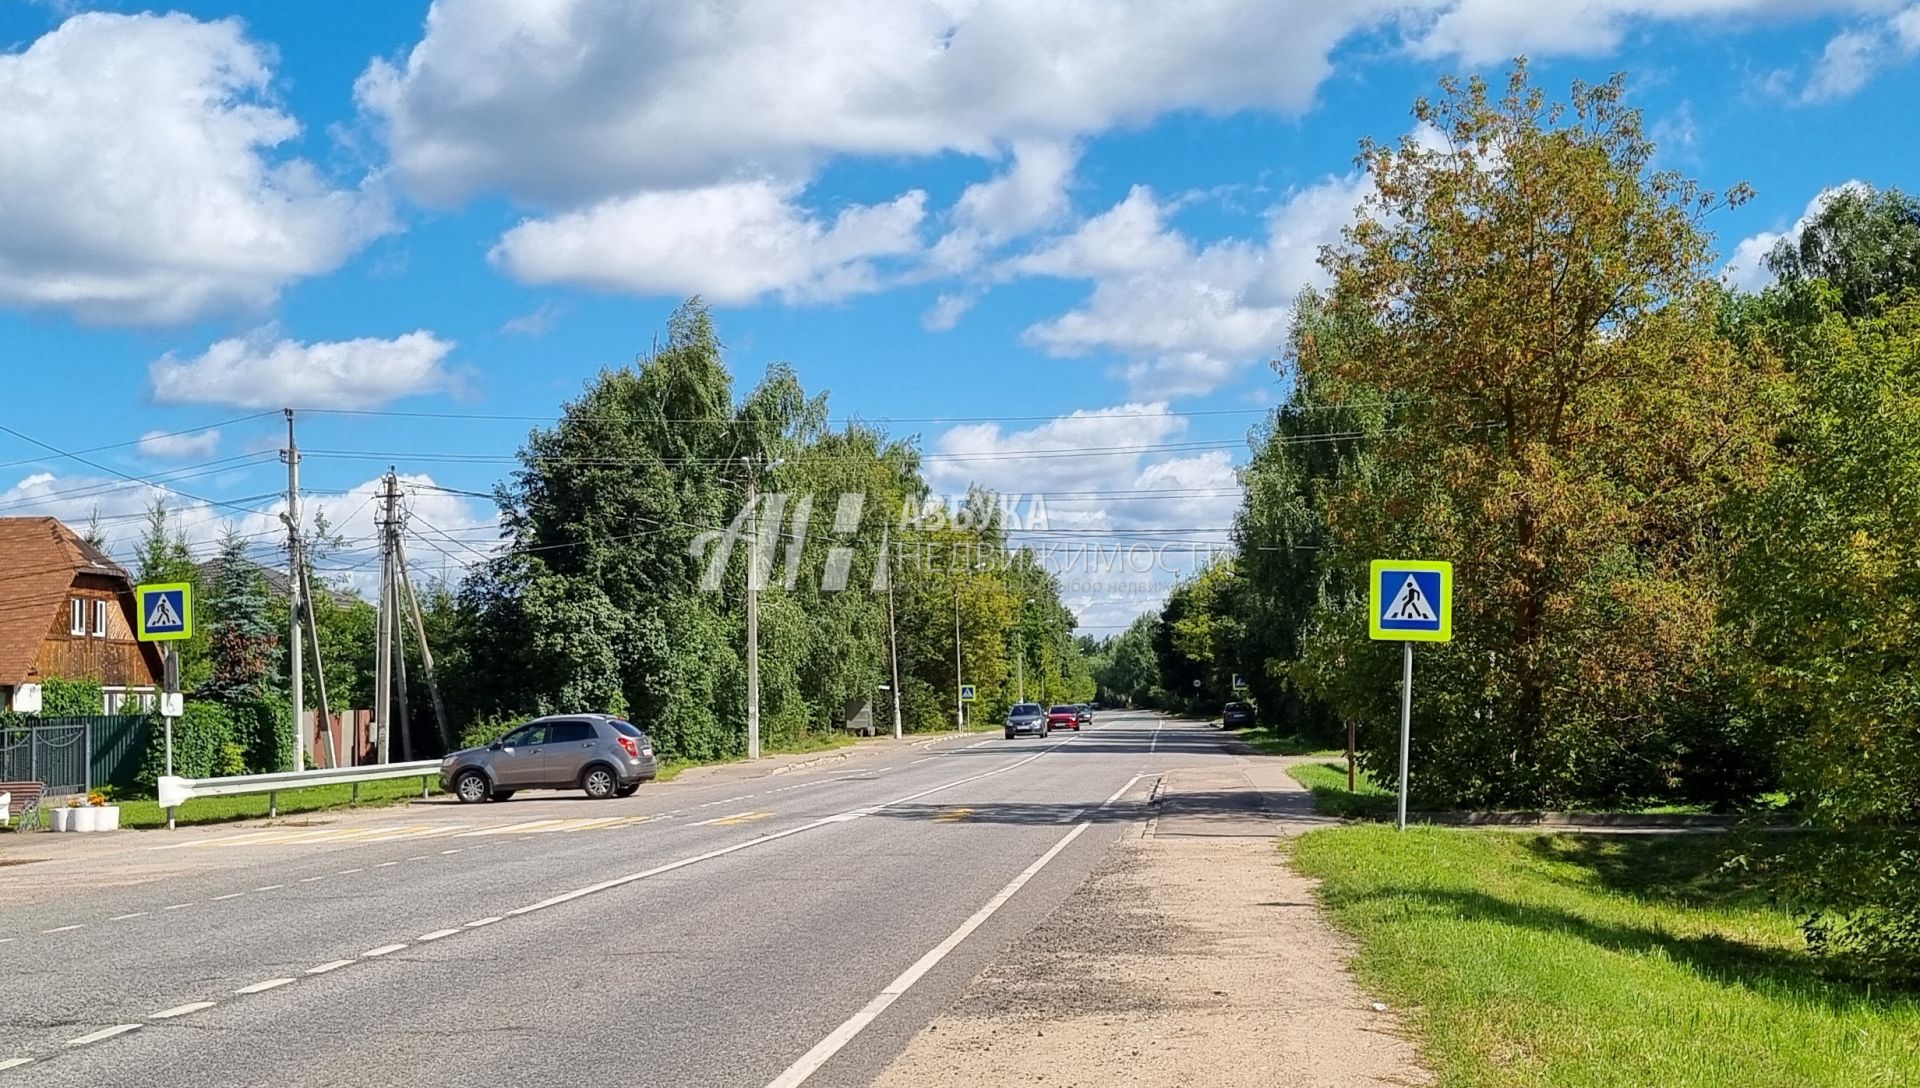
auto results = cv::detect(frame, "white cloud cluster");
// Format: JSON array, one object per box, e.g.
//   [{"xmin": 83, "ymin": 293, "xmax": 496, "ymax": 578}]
[
  {"xmin": 1721, "ymin": 180, "xmax": 1867, "ymax": 290},
  {"xmin": 0, "ymin": 13, "xmax": 388, "ymax": 324},
  {"xmin": 1799, "ymin": 2, "xmax": 1920, "ymax": 101},
  {"xmin": 491, "ymin": 181, "xmax": 928, "ymax": 304},
  {"xmin": 1410, "ymin": 0, "xmax": 1903, "ymax": 63},
  {"xmin": 1014, "ymin": 175, "xmax": 1369, "ymax": 398},
  {"xmin": 151, "ymin": 331, "xmax": 458, "ymax": 411}
]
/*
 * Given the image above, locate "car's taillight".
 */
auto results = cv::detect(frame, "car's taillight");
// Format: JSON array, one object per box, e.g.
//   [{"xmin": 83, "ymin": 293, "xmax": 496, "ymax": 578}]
[{"xmin": 616, "ymin": 735, "xmax": 640, "ymax": 758}]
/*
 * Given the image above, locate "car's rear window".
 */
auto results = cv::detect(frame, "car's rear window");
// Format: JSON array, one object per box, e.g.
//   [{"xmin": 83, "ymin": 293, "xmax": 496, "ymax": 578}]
[
  {"xmin": 1050, "ymin": 706, "xmax": 1075, "ymax": 714},
  {"xmin": 1012, "ymin": 704, "xmax": 1042, "ymax": 715},
  {"xmin": 609, "ymin": 719, "xmax": 646, "ymax": 738}
]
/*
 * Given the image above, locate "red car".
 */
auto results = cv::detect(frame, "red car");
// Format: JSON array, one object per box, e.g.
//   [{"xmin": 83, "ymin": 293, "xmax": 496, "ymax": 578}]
[{"xmin": 1046, "ymin": 705, "xmax": 1081, "ymax": 731}]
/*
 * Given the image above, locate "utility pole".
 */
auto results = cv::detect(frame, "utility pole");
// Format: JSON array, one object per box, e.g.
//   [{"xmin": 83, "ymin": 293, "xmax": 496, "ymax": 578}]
[
  {"xmin": 1015, "ymin": 634, "xmax": 1024, "ymax": 703},
  {"xmin": 884, "ymin": 532, "xmax": 902, "ymax": 740},
  {"xmin": 301, "ymin": 564, "xmax": 336, "ymax": 768},
  {"xmin": 282, "ymin": 409, "xmax": 305, "ymax": 772},
  {"xmin": 396, "ymin": 537, "xmax": 453, "ymax": 751},
  {"xmin": 952, "ymin": 579, "xmax": 963, "ymax": 731},
  {"xmin": 744, "ymin": 459, "xmax": 761, "ymax": 760},
  {"xmin": 374, "ymin": 470, "xmax": 400, "ymax": 764}
]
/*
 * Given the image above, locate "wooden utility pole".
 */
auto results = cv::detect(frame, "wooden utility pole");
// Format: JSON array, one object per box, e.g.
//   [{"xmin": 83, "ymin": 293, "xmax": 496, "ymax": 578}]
[
  {"xmin": 395, "ymin": 536, "xmax": 453, "ymax": 751},
  {"xmin": 282, "ymin": 409, "xmax": 305, "ymax": 772},
  {"xmin": 373, "ymin": 470, "xmax": 400, "ymax": 764},
  {"xmin": 744, "ymin": 460, "xmax": 761, "ymax": 760}
]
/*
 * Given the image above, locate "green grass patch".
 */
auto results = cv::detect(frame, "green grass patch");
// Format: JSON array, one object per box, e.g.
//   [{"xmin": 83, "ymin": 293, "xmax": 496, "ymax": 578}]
[
  {"xmin": 1290, "ymin": 827, "xmax": 1920, "ymax": 1088},
  {"xmin": 1289, "ymin": 759, "xmax": 1395, "ymax": 819},
  {"xmin": 111, "ymin": 775, "xmax": 440, "ymax": 829},
  {"xmin": 1241, "ymin": 728, "xmax": 1345, "ymax": 758}
]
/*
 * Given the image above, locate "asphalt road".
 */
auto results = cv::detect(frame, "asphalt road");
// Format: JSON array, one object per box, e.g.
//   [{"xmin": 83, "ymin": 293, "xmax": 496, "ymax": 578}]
[{"xmin": 0, "ymin": 711, "xmax": 1235, "ymax": 1087}]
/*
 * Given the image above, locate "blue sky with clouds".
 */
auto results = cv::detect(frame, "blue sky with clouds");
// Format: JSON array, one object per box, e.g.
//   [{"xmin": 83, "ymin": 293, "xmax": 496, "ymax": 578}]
[{"xmin": 3, "ymin": 1, "xmax": 1916, "ymax": 629}]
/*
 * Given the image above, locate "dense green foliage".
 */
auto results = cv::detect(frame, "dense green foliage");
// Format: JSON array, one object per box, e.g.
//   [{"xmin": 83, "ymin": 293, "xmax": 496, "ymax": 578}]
[
  {"xmin": 39, "ymin": 677, "xmax": 102, "ymax": 717},
  {"xmin": 1114, "ymin": 64, "xmax": 1920, "ymax": 972}
]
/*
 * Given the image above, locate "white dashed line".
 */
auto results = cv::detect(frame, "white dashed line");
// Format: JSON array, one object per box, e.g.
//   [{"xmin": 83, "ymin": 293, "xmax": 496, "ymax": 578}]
[
  {"xmin": 298, "ymin": 876, "xmax": 325, "ymax": 883},
  {"xmin": 405, "ymin": 855, "xmax": 431, "ymax": 861},
  {"xmin": 0, "ymin": 1058, "xmax": 31, "ymax": 1070},
  {"xmin": 363, "ymin": 943, "xmax": 407, "ymax": 958},
  {"xmin": 233, "ymin": 978, "xmax": 294, "ymax": 995},
  {"xmin": 0, "ymin": 937, "xmax": 14, "ymax": 944},
  {"xmin": 376, "ymin": 861, "xmax": 399, "ymax": 868},
  {"xmin": 149, "ymin": 1001, "xmax": 216, "ymax": 1020},
  {"xmin": 439, "ymin": 848, "xmax": 462, "ymax": 855},
  {"xmin": 209, "ymin": 893, "xmax": 243, "ymax": 902},
  {"xmin": 41, "ymin": 924, "xmax": 83, "ymax": 933},
  {"xmin": 335, "ymin": 868, "xmax": 364, "ymax": 875},
  {"xmin": 305, "ymin": 960, "xmax": 353, "ymax": 975},
  {"xmin": 163, "ymin": 903, "xmax": 194, "ymax": 911},
  {"xmin": 417, "ymin": 928, "xmax": 460, "ymax": 942},
  {"xmin": 464, "ymin": 917, "xmax": 501, "ymax": 928},
  {"xmin": 253, "ymin": 884, "xmax": 284, "ymax": 892},
  {"xmin": 108, "ymin": 912, "xmax": 149, "ymax": 921},
  {"xmin": 65, "ymin": 1025, "xmax": 140, "ymax": 1047}
]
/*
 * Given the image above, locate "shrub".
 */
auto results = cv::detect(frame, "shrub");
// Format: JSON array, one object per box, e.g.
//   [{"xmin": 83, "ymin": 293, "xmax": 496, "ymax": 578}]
[
  {"xmin": 40, "ymin": 677, "xmax": 103, "ymax": 717},
  {"xmin": 136, "ymin": 702, "xmax": 237, "ymax": 790}
]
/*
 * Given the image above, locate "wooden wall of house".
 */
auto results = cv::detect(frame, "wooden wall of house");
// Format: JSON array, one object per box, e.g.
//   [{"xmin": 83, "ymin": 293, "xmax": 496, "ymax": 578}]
[{"xmin": 31, "ymin": 575, "xmax": 161, "ymax": 688}]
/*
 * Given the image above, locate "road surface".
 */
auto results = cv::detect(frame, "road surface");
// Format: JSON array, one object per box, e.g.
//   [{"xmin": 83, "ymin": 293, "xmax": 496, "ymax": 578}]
[{"xmin": 1, "ymin": 711, "xmax": 1233, "ymax": 1087}]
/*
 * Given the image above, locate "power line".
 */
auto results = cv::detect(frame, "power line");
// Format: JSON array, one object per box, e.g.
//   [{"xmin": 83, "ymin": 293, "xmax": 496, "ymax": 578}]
[{"xmin": 0, "ymin": 411, "xmax": 278, "ymax": 471}]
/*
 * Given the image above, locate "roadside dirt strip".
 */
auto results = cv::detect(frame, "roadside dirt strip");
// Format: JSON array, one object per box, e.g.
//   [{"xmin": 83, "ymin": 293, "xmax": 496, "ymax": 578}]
[{"xmin": 868, "ymin": 760, "xmax": 1431, "ymax": 1088}]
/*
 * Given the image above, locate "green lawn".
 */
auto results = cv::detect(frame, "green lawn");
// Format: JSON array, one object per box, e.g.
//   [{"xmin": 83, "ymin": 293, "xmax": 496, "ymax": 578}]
[
  {"xmin": 112, "ymin": 775, "xmax": 439, "ymax": 828},
  {"xmin": 1240, "ymin": 728, "xmax": 1345, "ymax": 758},
  {"xmin": 1290, "ymin": 827, "xmax": 1920, "ymax": 1088},
  {"xmin": 1289, "ymin": 759, "xmax": 1395, "ymax": 818}
]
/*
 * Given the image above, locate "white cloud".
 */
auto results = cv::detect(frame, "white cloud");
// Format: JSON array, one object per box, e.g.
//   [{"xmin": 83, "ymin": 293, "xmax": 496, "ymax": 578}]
[
  {"xmin": 0, "ymin": 13, "xmax": 389, "ymax": 324},
  {"xmin": 1722, "ymin": 180, "xmax": 1867, "ymax": 291},
  {"xmin": 1016, "ymin": 174, "xmax": 1368, "ymax": 398},
  {"xmin": 1798, "ymin": 4, "xmax": 1920, "ymax": 101},
  {"xmin": 501, "ymin": 301, "xmax": 563, "ymax": 337},
  {"xmin": 1409, "ymin": 0, "xmax": 1904, "ymax": 64},
  {"xmin": 930, "ymin": 140, "xmax": 1083, "ymax": 274},
  {"xmin": 921, "ymin": 291, "xmax": 980, "ymax": 332},
  {"xmin": 359, "ymin": 0, "xmax": 1407, "ymax": 207},
  {"xmin": 926, "ymin": 403, "xmax": 1241, "ymax": 632},
  {"xmin": 138, "ymin": 429, "xmax": 222, "ymax": 461},
  {"xmin": 151, "ymin": 331, "xmax": 458, "ymax": 411},
  {"xmin": 490, "ymin": 180, "xmax": 927, "ymax": 304}
]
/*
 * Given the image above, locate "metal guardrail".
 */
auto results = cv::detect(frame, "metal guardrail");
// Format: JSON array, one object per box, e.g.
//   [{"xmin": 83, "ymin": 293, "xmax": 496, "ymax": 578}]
[{"xmin": 157, "ymin": 760, "xmax": 442, "ymax": 822}]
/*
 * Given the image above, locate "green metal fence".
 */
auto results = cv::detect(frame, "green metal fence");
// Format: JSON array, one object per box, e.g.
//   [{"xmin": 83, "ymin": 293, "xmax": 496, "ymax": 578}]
[{"xmin": 29, "ymin": 715, "xmax": 153, "ymax": 794}]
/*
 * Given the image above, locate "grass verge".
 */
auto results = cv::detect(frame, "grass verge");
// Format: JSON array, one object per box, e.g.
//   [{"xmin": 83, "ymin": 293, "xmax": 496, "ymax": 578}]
[
  {"xmin": 110, "ymin": 776, "xmax": 440, "ymax": 829},
  {"xmin": 1237, "ymin": 727, "xmax": 1345, "ymax": 758},
  {"xmin": 1290, "ymin": 827, "xmax": 1920, "ymax": 1088},
  {"xmin": 1289, "ymin": 759, "xmax": 1394, "ymax": 819}
]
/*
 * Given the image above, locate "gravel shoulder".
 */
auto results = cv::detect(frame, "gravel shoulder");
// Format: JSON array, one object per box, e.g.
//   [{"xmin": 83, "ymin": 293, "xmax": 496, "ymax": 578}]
[{"xmin": 868, "ymin": 758, "xmax": 1431, "ymax": 1088}]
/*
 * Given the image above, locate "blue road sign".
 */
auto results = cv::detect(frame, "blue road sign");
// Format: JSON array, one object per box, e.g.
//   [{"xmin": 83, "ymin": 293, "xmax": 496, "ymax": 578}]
[
  {"xmin": 1368, "ymin": 560, "xmax": 1452, "ymax": 643},
  {"xmin": 136, "ymin": 582, "xmax": 193, "ymax": 641}
]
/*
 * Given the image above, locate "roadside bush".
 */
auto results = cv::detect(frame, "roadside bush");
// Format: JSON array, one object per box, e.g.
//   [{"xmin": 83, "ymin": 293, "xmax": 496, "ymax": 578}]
[
  {"xmin": 458, "ymin": 713, "xmax": 523, "ymax": 751},
  {"xmin": 227, "ymin": 695, "xmax": 293, "ymax": 773},
  {"xmin": 135, "ymin": 703, "xmax": 237, "ymax": 791},
  {"xmin": 40, "ymin": 677, "xmax": 103, "ymax": 717}
]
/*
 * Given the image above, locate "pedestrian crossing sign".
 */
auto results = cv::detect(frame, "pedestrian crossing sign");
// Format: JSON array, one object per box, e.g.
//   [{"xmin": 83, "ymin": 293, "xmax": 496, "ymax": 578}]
[
  {"xmin": 1368, "ymin": 560, "xmax": 1452, "ymax": 643},
  {"xmin": 136, "ymin": 582, "xmax": 193, "ymax": 641}
]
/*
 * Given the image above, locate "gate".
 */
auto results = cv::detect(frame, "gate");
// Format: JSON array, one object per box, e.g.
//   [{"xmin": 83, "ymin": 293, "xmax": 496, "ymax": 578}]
[{"xmin": 0, "ymin": 720, "xmax": 92, "ymax": 797}]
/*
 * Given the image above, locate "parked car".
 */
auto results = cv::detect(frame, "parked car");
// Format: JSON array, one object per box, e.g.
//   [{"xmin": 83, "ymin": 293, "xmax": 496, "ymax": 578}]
[
  {"xmin": 1047, "ymin": 704, "xmax": 1081, "ymax": 731},
  {"xmin": 1075, "ymin": 705, "xmax": 1093, "ymax": 727},
  {"xmin": 1221, "ymin": 701, "xmax": 1256, "ymax": 729},
  {"xmin": 441, "ymin": 714, "xmax": 658, "ymax": 803},
  {"xmin": 1006, "ymin": 702, "xmax": 1048, "ymax": 739}
]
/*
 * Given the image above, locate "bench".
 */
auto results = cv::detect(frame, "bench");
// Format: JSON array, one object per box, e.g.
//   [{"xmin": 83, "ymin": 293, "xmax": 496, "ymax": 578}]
[{"xmin": 1, "ymin": 781, "xmax": 45, "ymax": 828}]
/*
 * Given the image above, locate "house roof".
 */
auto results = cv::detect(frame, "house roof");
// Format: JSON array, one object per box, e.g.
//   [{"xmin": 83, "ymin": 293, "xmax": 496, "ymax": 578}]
[{"xmin": 0, "ymin": 517, "xmax": 132, "ymax": 687}]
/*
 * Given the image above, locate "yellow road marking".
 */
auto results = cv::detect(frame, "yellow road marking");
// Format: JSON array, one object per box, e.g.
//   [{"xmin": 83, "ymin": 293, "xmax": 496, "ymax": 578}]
[
  {"xmin": 703, "ymin": 811, "xmax": 774, "ymax": 827},
  {"xmin": 933, "ymin": 807, "xmax": 974, "ymax": 823}
]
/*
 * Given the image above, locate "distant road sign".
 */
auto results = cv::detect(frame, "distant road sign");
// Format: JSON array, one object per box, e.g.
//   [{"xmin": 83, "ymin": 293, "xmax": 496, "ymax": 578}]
[
  {"xmin": 959, "ymin": 684, "xmax": 976, "ymax": 703},
  {"xmin": 1368, "ymin": 560, "xmax": 1452, "ymax": 643},
  {"xmin": 1231, "ymin": 673, "xmax": 1247, "ymax": 691},
  {"xmin": 136, "ymin": 582, "xmax": 193, "ymax": 642}
]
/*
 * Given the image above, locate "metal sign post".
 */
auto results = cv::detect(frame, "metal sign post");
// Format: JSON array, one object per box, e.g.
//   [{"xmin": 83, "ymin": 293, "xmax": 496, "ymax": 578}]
[
  {"xmin": 136, "ymin": 582, "xmax": 193, "ymax": 830},
  {"xmin": 1367, "ymin": 560, "xmax": 1453, "ymax": 831}
]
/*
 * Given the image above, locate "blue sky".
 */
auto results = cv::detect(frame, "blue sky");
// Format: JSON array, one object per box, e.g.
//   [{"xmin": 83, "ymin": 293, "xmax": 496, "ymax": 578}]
[{"xmin": 3, "ymin": 1, "xmax": 1917, "ymax": 630}]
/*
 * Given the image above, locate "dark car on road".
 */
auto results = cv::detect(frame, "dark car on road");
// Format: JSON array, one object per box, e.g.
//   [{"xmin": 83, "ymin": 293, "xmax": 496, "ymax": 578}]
[
  {"xmin": 1075, "ymin": 705, "xmax": 1093, "ymax": 727},
  {"xmin": 1006, "ymin": 702, "xmax": 1048, "ymax": 739},
  {"xmin": 441, "ymin": 714, "xmax": 658, "ymax": 803},
  {"xmin": 1047, "ymin": 704, "xmax": 1081, "ymax": 731},
  {"xmin": 1220, "ymin": 701, "xmax": 1256, "ymax": 729}
]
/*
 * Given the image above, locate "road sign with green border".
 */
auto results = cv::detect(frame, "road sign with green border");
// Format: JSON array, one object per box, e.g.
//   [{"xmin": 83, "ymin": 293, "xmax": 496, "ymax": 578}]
[{"xmin": 136, "ymin": 582, "xmax": 193, "ymax": 642}]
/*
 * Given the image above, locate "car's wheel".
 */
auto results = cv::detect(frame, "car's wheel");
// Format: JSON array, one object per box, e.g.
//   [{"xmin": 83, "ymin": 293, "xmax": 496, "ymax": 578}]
[
  {"xmin": 581, "ymin": 764, "xmax": 619, "ymax": 800},
  {"xmin": 490, "ymin": 790, "xmax": 516, "ymax": 802},
  {"xmin": 616, "ymin": 783, "xmax": 640, "ymax": 797},
  {"xmin": 453, "ymin": 770, "xmax": 490, "ymax": 804},
  {"xmin": 1005, "ymin": 730, "xmax": 1015, "ymax": 740}
]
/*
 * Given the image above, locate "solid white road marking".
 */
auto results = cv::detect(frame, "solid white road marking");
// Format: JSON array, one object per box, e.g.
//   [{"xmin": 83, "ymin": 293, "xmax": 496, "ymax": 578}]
[
  {"xmin": 65, "ymin": 1025, "xmax": 141, "ymax": 1046},
  {"xmin": 464, "ymin": 917, "xmax": 501, "ymax": 928},
  {"xmin": 763, "ymin": 822, "xmax": 1093, "ymax": 1088},
  {"xmin": 149, "ymin": 1001, "xmax": 217, "ymax": 1020},
  {"xmin": 363, "ymin": 943, "xmax": 407, "ymax": 958},
  {"xmin": 417, "ymin": 928, "xmax": 460, "ymax": 942},
  {"xmin": 41, "ymin": 924, "xmax": 83, "ymax": 933},
  {"xmin": 233, "ymin": 978, "xmax": 293, "ymax": 994},
  {"xmin": 305, "ymin": 960, "xmax": 353, "ymax": 975},
  {"xmin": 0, "ymin": 1058, "xmax": 32, "ymax": 1070}
]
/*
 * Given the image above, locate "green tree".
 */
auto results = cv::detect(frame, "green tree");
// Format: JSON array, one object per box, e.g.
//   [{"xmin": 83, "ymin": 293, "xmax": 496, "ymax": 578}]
[
  {"xmin": 1768, "ymin": 185, "xmax": 1920, "ymax": 320},
  {"xmin": 1293, "ymin": 63, "xmax": 1777, "ymax": 807},
  {"xmin": 133, "ymin": 500, "xmax": 209, "ymax": 689},
  {"xmin": 1728, "ymin": 292, "xmax": 1920, "ymax": 975}
]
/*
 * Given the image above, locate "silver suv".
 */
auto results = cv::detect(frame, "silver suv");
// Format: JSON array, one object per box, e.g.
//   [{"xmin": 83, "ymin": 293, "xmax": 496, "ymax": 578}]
[{"xmin": 441, "ymin": 714, "xmax": 659, "ymax": 803}]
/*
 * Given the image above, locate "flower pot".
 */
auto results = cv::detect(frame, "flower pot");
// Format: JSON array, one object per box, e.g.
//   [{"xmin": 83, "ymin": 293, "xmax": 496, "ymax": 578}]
[
  {"xmin": 49, "ymin": 807, "xmax": 72, "ymax": 832},
  {"xmin": 71, "ymin": 806, "xmax": 100, "ymax": 833},
  {"xmin": 96, "ymin": 805, "xmax": 120, "ymax": 831}
]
